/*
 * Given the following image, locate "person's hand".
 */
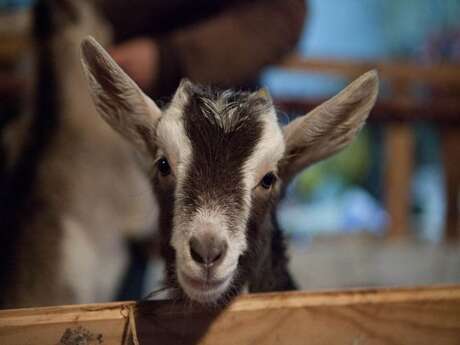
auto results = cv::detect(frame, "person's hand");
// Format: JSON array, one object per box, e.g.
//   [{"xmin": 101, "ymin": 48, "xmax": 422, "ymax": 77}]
[{"xmin": 109, "ymin": 38, "xmax": 159, "ymax": 91}]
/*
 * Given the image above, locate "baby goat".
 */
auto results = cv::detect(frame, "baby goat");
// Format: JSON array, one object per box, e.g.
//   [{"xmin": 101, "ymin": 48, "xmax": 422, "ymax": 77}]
[{"xmin": 81, "ymin": 37, "xmax": 379, "ymax": 305}]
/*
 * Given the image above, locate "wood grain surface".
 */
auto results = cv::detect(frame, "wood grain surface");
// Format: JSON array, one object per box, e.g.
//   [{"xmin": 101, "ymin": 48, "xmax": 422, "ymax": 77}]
[{"xmin": 1, "ymin": 285, "xmax": 460, "ymax": 345}]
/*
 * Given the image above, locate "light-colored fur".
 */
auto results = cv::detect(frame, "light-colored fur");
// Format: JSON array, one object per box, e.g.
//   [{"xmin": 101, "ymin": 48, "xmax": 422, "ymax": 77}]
[
  {"xmin": 53, "ymin": 2, "xmax": 156, "ymax": 304},
  {"xmin": 3, "ymin": 1, "xmax": 156, "ymax": 307},
  {"xmin": 155, "ymin": 89, "xmax": 193, "ymax": 187},
  {"xmin": 175, "ymin": 207, "xmax": 237, "ymax": 302}
]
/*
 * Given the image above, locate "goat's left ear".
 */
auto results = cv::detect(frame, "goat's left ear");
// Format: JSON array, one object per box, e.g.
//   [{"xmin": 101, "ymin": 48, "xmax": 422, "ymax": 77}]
[
  {"xmin": 80, "ymin": 36, "xmax": 161, "ymax": 154},
  {"xmin": 279, "ymin": 70, "xmax": 379, "ymax": 181}
]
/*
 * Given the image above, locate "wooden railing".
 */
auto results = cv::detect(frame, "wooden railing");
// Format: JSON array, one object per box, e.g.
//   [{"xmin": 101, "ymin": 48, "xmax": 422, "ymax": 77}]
[
  {"xmin": 1, "ymin": 285, "xmax": 460, "ymax": 344},
  {"xmin": 282, "ymin": 55, "xmax": 460, "ymax": 87}
]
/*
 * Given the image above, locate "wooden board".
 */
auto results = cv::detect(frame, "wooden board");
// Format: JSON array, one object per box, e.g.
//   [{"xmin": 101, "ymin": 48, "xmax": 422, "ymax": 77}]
[
  {"xmin": 0, "ymin": 302, "xmax": 129, "ymax": 345},
  {"xmin": 281, "ymin": 55, "xmax": 460, "ymax": 86},
  {"xmin": 275, "ymin": 98, "xmax": 460, "ymax": 123},
  {"xmin": 383, "ymin": 123, "xmax": 414, "ymax": 239},
  {"xmin": 441, "ymin": 127, "xmax": 460, "ymax": 241},
  {"xmin": 1, "ymin": 285, "xmax": 460, "ymax": 345}
]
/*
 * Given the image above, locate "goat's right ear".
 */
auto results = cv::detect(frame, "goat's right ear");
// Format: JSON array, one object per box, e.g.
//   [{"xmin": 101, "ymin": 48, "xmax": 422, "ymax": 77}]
[
  {"xmin": 279, "ymin": 70, "xmax": 379, "ymax": 182},
  {"xmin": 80, "ymin": 36, "xmax": 161, "ymax": 153}
]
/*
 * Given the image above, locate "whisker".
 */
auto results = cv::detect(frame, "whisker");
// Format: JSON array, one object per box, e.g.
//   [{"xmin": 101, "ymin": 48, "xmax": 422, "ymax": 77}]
[{"xmin": 140, "ymin": 286, "xmax": 173, "ymax": 301}]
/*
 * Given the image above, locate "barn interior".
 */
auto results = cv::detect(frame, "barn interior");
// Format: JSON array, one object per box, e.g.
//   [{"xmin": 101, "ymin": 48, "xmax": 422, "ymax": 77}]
[{"xmin": 1, "ymin": 0, "xmax": 459, "ymax": 308}]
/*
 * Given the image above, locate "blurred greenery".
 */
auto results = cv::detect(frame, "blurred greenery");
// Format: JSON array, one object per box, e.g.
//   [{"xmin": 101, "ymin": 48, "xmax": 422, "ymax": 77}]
[{"xmin": 295, "ymin": 128, "xmax": 371, "ymax": 199}]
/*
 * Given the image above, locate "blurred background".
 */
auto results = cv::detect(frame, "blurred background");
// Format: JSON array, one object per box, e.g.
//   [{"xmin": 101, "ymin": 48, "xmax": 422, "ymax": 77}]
[
  {"xmin": 0, "ymin": 0, "xmax": 459, "ymax": 308},
  {"xmin": 266, "ymin": 0, "xmax": 460, "ymax": 289}
]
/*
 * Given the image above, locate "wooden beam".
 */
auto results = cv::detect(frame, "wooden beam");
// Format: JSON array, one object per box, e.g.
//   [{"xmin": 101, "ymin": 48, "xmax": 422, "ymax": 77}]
[
  {"xmin": 281, "ymin": 55, "xmax": 460, "ymax": 86},
  {"xmin": 383, "ymin": 80, "xmax": 414, "ymax": 240},
  {"xmin": 0, "ymin": 10, "xmax": 31, "ymax": 64},
  {"xmin": 383, "ymin": 124, "xmax": 414, "ymax": 239},
  {"xmin": 275, "ymin": 98, "xmax": 460, "ymax": 123},
  {"xmin": 1, "ymin": 286, "xmax": 460, "ymax": 345},
  {"xmin": 441, "ymin": 127, "xmax": 460, "ymax": 241}
]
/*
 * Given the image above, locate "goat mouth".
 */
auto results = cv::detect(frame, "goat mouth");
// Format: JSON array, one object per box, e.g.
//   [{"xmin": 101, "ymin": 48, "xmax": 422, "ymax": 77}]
[
  {"xmin": 178, "ymin": 271, "xmax": 232, "ymax": 303},
  {"xmin": 181, "ymin": 272, "xmax": 229, "ymax": 289}
]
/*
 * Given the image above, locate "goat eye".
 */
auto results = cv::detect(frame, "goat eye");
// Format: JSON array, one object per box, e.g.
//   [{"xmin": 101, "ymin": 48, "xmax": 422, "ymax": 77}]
[
  {"xmin": 157, "ymin": 157, "xmax": 171, "ymax": 176},
  {"xmin": 260, "ymin": 172, "xmax": 276, "ymax": 189}
]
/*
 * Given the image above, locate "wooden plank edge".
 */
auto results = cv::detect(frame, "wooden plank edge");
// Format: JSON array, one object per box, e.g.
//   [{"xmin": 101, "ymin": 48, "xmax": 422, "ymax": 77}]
[
  {"xmin": 223, "ymin": 284, "xmax": 460, "ymax": 312},
  {"xmin": 1, "ymin": 285, "xmax": 460, "ymax": 327},
  {"xmin": 274, "ymin": 98, "xmax": 460, "ymax": 123},
  {"xmin": 0, "ymin": 301, "xmax": 133, "ymax": 327},
  {"xmin": 280, "ymin": 55, "xmax": 460, "ymax": 85}
]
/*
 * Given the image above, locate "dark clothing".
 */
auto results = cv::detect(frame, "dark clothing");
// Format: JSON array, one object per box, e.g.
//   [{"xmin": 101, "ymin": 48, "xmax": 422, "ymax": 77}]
[{"xmin": 101, "ymin": 0, "xmax": 306, "ymax": 99}]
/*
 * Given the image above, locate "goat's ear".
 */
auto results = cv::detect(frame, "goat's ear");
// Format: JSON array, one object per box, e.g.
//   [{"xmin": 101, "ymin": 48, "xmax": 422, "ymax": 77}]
[
  {"xmin": 171, "ymin": 78, "xmax": 193, "ymax": 105},
  {"xmin": 80, "ymin": 36, "xmax": 161, "ymax": 154},
  {"xmin": 279, "ymin": 70, "xmax": 379, "ymax": 181}
]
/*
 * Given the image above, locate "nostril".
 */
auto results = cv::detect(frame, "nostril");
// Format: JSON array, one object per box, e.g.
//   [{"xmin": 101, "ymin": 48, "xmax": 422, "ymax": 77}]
[
  {"xmin": 212, "ymin": 241, "xmax": 227, "ymax": 264},
  {"xmin": 212, "ymin": 251, "xmax": 222, "ymax": 263},
  {"xmin": 190, "ymin": 237, "xmax": 206, "ymax": 264},
  {"xmin": 206, "ymin": 240, "xmax": 228, "ymax": 265},
  {"xmin": 189, "ymin": 236, "xmax": 227, "ymax": 267}
]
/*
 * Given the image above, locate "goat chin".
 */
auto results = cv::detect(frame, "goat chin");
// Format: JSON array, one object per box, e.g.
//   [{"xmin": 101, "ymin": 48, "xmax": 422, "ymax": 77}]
[{"xmin": 177, "ymin": 270, "xmax": 234, "ymax": 304}]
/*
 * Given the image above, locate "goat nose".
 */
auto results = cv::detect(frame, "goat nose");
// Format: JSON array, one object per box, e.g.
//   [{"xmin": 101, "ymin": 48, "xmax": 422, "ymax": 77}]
[{"xmin": 189, "ymin": 234, "xmax": 227, "ymax": 267}]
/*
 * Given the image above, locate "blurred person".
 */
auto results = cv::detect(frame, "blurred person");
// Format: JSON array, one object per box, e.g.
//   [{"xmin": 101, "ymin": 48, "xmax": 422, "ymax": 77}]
[{"xmin": 102, "ymin": 0, "xmax": 307, "ymax": 99}]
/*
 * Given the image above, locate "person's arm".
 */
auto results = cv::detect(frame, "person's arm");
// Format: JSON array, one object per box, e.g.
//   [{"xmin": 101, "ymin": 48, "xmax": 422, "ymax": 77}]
[{"xmin": 155, "ymin": 0, "xmax": 306, "ymax": 95}]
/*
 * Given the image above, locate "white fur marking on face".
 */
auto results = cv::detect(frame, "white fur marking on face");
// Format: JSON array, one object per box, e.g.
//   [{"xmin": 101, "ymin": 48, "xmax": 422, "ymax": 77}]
[
  {"xmin": 177, "ymin": 270, "xmax": 233, "ymax": 304},
  {"xmin": 243, "ymin": 108, "xmax": 285, "ymax": 190},
  {"xmin": 155, "ymin": 100, "xmax": 192, "ymax": 184},
  {"xmin": 171, "ymin": 205, "xmax": 242, "ymax": 304},
  {"xmin": 172, "ymin": 207, "xmax": 241, "ymax": 279}
]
